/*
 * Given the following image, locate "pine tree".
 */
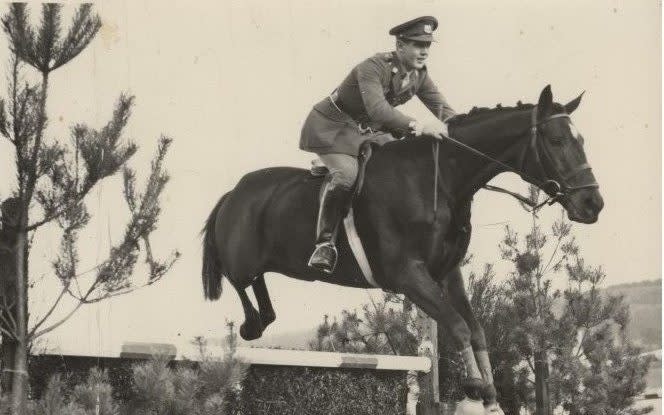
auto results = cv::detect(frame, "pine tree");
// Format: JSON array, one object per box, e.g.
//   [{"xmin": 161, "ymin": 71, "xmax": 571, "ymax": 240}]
[
  {"xmin": 126, "ymin": 324, "xmax": 248, "ymax": 415},
  {"xmin": 308, "ymin": 293, "xmax": 418, "ymax": 355},
  {"xmin": 496, "ymin": 186, "xmax": 652, "ymax": 414},
  {"xmin": 0, "ymin": 4, "xmax": 178, "ymax": 412}
]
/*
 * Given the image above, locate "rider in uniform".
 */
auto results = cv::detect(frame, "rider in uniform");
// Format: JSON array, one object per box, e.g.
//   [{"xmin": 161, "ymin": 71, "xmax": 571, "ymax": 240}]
[{"xmin": 299, "ymin": 16, "xmax": 457, "ymax": 274}]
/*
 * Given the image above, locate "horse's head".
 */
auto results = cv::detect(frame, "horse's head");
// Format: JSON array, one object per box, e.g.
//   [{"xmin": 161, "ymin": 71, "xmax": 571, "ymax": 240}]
[{"xmin": 529, "ymin": 85, "xmax": 604, "ymax": 223}]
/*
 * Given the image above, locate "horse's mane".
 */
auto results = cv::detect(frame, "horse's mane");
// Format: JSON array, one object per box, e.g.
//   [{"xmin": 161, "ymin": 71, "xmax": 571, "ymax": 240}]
[{"xmin": 447, "ymin": 101, "xmax": 565, "ymax": 128}]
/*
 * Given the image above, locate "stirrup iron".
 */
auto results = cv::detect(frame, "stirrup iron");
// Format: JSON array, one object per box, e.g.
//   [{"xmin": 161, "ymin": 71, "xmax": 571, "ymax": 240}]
[{"xmin": 307, "ymin": 242, "xmax": 338, "ymax": 274}]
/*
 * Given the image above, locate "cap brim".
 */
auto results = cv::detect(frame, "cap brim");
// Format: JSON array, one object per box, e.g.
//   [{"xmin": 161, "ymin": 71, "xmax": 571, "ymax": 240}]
[{"xmin": 401, "ymin": 34, "xmax": 436, "ymax": 42}]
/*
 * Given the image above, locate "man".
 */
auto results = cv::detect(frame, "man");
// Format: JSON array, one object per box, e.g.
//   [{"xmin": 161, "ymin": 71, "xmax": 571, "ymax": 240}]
[{"xmin": 299, "ymin": 16, "xmax": 456, "ymax": 274}]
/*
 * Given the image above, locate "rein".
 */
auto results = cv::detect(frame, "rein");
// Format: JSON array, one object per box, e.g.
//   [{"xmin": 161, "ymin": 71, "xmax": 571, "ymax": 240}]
[{"xmin": 431, "ymin": 106, "xmax": 599, "ymax": 214}]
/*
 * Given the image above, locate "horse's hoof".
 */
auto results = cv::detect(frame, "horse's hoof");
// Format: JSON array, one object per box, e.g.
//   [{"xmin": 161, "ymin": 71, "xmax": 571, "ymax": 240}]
[
  {"xmin": 454, "ymin": 397, "xmax": 485, "ymax": 415},
  {"xmin": 484, "ymin": 402, "xmax": 505, "ymax": 415},
  {"xmin": 260, "ymin": 311, "xmax": 276, "ymax": 328},
  {"xmin": 461, "ymin": 377, "xmax": 485, "ymax": 401},
  {"xmin": 239, "ymin": 322, "xmax": 262, "ymax": 340}
]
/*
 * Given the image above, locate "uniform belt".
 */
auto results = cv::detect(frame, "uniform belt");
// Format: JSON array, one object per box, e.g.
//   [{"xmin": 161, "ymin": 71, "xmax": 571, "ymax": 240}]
[{"xmin": 328, "ymin": 93, "xmax": 374, "ymax": 134}]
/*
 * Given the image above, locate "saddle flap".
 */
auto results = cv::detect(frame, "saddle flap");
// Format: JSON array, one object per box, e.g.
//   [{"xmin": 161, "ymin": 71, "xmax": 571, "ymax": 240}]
[{"xmin": 354, "ymin": 140, "xmax": 380, "ymax": 197}]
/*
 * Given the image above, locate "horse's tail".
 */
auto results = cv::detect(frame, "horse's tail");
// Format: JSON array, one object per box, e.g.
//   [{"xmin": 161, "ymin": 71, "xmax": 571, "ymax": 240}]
[{"xmin": 201, "ymin": 192, "xmax": 230, "ymax": 301}]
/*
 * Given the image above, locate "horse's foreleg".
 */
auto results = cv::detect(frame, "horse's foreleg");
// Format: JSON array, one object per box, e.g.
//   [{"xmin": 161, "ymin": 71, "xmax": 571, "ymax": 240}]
[
  {"xmin": 445, "ymin": 268, "xmax": 504, "ymax": 414},
  {"xmin": 252, "ymin": 274, "xmax": 276, "ymax": 329},
  {"xmin": 396, "ymin": 261, "xmax": 484, "ymax": 401}
]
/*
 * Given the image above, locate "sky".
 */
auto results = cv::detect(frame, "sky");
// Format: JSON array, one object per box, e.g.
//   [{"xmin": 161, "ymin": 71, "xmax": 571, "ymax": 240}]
[{"xmin": 0, "ymin": 0, "xmax": 660, "ymax": 355}]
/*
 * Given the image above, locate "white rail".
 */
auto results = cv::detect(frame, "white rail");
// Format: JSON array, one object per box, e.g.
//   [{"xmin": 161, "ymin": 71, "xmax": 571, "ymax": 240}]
[{"xmin": 42, "ymin": 341, "xmax": 431, "ymax": 373}]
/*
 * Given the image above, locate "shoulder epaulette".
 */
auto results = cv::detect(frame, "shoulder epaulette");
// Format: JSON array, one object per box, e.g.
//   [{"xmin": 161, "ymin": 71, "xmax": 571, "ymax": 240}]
[{"xmin": 370, "ymin": 52, "xmax": 392, "ymax": 62}]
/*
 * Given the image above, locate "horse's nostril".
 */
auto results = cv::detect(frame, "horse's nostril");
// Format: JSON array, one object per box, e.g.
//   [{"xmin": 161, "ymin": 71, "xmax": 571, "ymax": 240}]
[{"xmin": 584, "ymin": 194, "xmax": 604, "ymax": 212}]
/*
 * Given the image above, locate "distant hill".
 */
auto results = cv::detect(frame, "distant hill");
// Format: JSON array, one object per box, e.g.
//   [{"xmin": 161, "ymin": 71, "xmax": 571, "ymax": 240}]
[
  {"xmin": 205, "ymin": 327, "xmax": 317, "ymax": 350},
  {"xmin": 236, "ymin": 327, "xmax": 317, "ymax": 350},
  {"xmin": 603, "ymin": 279, "xmax": 661, "ymax": 351}
]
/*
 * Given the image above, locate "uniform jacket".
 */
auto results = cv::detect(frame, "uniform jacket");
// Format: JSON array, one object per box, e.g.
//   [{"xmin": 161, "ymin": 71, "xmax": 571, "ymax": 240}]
[{"xmin": 300, "ymin": 51, "xmax": 456, "ymax": 156}]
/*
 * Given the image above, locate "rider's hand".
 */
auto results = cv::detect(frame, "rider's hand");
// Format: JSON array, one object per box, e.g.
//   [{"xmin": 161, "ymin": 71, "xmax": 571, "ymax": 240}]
[
  {"xmin": 441, "ymin": 120, "xmax": 449, "ymax": 138},
  {"xmin": 421, "ymin": 119, "xmax": 449, "ymax": 139}
]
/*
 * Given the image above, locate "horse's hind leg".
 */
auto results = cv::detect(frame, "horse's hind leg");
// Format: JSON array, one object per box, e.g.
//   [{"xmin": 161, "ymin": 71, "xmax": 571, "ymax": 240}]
[
  {"xmin": 252, "ymin": 274, "xmax": 276, "ymax": 329},
  {"xmin": 232, "ymin": 282, "xmax": 263, "ymax": 341}
]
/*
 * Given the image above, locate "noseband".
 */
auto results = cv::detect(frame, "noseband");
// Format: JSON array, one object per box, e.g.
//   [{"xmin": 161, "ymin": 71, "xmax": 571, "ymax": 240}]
[{"xmin": 433, "ymin": 106, "xmax": 599, "ymax": 213}]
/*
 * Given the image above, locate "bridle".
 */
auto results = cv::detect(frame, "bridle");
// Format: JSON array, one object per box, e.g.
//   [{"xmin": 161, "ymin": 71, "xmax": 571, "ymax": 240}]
[
  {"xmin": 432, "ymin": 106, "xmax": 599, "ymax": 214},
  {"xmin": 521, "ymin": 108, "xmax": 599, "ymax": 200}
]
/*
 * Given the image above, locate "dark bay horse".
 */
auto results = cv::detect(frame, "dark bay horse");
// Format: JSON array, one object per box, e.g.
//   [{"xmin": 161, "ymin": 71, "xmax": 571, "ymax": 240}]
[{"xmin": 201, "ymin": 85, "xmax": 603, "ymax": 412}]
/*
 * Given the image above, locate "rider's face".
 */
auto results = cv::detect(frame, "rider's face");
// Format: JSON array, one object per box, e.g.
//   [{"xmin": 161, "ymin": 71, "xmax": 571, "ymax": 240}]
[{"xmin": 397, "ymin": 40, "xmax": 432, "ymax": 70}]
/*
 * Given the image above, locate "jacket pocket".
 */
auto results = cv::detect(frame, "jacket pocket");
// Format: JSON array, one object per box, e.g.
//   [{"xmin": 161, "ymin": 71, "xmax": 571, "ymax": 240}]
[{"xmin": 301, "ymin": 108, "xmax": 345, "ymax": 148}]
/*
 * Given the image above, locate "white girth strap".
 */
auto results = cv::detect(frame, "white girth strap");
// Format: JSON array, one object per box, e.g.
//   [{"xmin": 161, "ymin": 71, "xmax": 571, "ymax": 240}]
[{"xmin": 342, "ymin": 207, "xmax": 379, "ymax": 288}]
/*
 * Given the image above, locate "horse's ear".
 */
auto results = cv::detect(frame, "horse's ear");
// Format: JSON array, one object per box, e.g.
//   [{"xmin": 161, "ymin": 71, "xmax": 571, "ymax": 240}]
[
  {"xmin": 537, "ymin": 85, "xmax": 553, "ymax": 118},
  {"xmin": 564, "ymin": 91, "xmax": 585, "ymax": 114}
]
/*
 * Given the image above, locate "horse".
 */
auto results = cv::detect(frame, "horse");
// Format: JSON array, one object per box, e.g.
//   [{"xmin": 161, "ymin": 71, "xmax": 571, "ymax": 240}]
[{"xmin": 201, "ymin": 85, "xmax": 603, "ymax": 413}]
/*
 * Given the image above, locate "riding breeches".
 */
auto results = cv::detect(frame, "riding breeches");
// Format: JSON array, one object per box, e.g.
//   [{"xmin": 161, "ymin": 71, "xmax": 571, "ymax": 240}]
[{"xmin": 318, "ymin": 153, "xmax": 358, "ymax": 190}]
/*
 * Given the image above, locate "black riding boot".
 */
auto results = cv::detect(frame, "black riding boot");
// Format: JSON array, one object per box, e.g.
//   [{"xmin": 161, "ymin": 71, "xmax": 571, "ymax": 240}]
[{"xmin": 307, "ymin": 182, "xmax": 352, "ymax": 274}]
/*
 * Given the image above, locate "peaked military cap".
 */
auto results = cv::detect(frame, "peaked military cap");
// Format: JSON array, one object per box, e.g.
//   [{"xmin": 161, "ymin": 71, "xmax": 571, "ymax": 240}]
[{"xmin": 389, "ymin": 16, "xmax": 438, "ymax": 42}]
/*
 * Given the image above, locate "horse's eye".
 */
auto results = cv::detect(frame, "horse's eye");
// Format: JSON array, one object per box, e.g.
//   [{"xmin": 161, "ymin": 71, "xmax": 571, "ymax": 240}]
[{"xmin": 549, "ymin": 136, "xmax": 565, "ymax": 145}]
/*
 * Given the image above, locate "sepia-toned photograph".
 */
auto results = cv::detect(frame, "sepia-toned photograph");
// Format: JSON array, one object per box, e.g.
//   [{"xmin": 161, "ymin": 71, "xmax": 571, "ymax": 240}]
[{"xmin": 0, "ymin": 1, "xmax": 660, "ymax": 414}]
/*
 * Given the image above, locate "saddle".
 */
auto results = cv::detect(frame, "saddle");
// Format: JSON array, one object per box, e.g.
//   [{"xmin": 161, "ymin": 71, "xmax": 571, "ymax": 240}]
[{"xmin": 309, "ymin": 140, "xmax": 380, "ymax": 199}]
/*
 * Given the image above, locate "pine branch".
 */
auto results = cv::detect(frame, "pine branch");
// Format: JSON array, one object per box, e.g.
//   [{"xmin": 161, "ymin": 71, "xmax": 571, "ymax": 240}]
[
  {"xmin": 2, "ymin": 4, "xmax": 38, "ymax": 69},
  {"xmin": 51, "ymin": 4, "xmax": 101, "ymax": 71},
  {"xmin": 31, "ymin": 131, "xmax": 176, "ymax": 337},
  {"xmin": 27, "ymin": 197, "xmax": 86, "ymax": 231},
  {"xmin": 0, "ymin": 295, "xmax": 18, "ymax": 339},
  {"xmin": 73, "ymin": 280, "xmax": 164, "ymax": 305},
  {"xmin": 75, "ymin": 135, "xmax": 174, "ymax": 298},
  {"xmin": 9, "ymin": 51, "xmax": 20, "ymax": 144},
  {"xmin": 542, "ymin": 228, "xmax": 565, "ymax": 275},
  {"xmin": 143, "ymin": 236, "xmax": 180, "ymax": 284},
  {"xmin": 35, "ymin": 137, "xmax": 65, "ymax": 178},
  {"xmin": 31, "ymin": 156, "xmax": 91, "ymax": 231},
  {"xmin": 0, "ymin": 309, "xmax": 17, "ymax": 338},
  {"xmin": 30, "ymin": 95, "xmax": 138, "ymax": 231},
  {"xmin": 22, "ymin": 70, "xmax": 50, "ymax": 214},
  {"xmin": 35, "ymin": 4, "xmax": 62, "ymax": 72},
  {"xmin": 78, "ymin": 94, "xmax": 137, "ymax": 189},
  {"xmin": 0, "ymin": 99, "xmax": 9, "ymax": 140},
  {"xmin": 27, "ymin": 281, "xmax": 70, "ymax": 338},
  {"xmin": 0, "ymin": 323, "xmax": 17, "ymax": 340},
  {"xmin": 10, "ymin": 80, "xmax": 40, "ymax": 162},
  {"xmin": 74, "ymin": 243, "xmax": 178, "ymax": 305},
  {"xmin": 30, "ymin": 299, "xmax": 84, "ymax": 339},
  {"xmin": 52, "ymin": 228, "xmax": 79, "ymax": 282},
  {"xmin": 3, "ymin": 4, "xmax": 100, "ymax": 74},
  {"xmin": 123, "ymin": 167, "xmax": 137, "ymax": 212},
  {"xmin": 100, "ymin": 93, "xmax": 134, "ymax": 147}
]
